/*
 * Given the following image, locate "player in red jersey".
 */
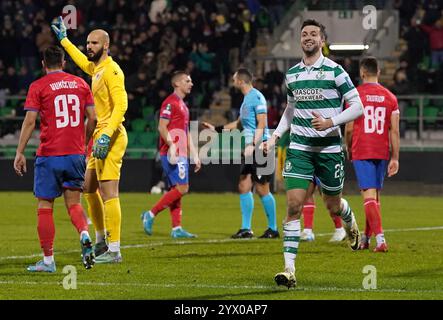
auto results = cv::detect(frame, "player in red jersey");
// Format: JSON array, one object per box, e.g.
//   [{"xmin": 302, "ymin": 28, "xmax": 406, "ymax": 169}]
[
  {"xmin": 141, "ymin": 71, "xmax": 201, "ymax": 238},
  {"xmin": 345, "ymin": 56, "xmax": 400, "ymax": 252},
  {"xmin": 14, "ymin": 46, "xmax": 97, "ymax": 271}
]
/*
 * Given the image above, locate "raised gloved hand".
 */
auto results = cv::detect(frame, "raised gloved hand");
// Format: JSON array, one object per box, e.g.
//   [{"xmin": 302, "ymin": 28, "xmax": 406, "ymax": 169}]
[
  {"xmin": 51, "ymin": 16, "xmax": 67, "ymax": 41},
  {"xmin": 92, "ymin": 134, "xmax": 111, "ymax": 160}
]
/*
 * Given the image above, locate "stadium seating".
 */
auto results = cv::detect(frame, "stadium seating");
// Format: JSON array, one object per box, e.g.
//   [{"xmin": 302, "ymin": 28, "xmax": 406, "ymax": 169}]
[
  {"xmin": 126, "ymin": 131, "xmax": 158, "ymax": 159},
  {"xmin": 131, "ymin": 118, "xmax": 148, "ymax": 132},
  {"xmin": 0, "ymin": 107, "xmax": 13, "ymax": 117},
  {"xmin": 142, "ymin": 106, "xmax": 155, "ymax": 119},
  {"xmin": 405, "ymin": 106, "xmax": 418, "ymax": 129},
  {"xmin": 423, "ymin": 106, "xmax": 439, "ymax": 129}
]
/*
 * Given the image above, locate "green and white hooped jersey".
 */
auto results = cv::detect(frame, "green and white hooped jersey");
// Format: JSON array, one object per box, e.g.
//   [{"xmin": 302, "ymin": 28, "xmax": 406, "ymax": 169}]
[{"xmin": 285, "ymin": 54, "xmax": 359, "ymax": 153}]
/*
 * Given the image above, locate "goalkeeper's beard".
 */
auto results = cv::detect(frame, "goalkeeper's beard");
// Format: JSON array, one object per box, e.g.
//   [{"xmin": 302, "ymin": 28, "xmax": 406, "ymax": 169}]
[{"xmin": 87, "ymin": 47, "xmax": 104, "ymax": 62}]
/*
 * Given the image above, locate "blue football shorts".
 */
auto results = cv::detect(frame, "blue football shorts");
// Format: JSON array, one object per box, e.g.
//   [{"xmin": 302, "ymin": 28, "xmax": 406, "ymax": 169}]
[
  {"xmin": 160, "ymin": 155, "xmax": 189, "ymax": 188},
  {"xmin": 34, "ymin": 154, "xmax": 86, "ymax": 199},
  {"xmin": 352, "ymin": 159, "xmax": 388, "ymax": 190}
]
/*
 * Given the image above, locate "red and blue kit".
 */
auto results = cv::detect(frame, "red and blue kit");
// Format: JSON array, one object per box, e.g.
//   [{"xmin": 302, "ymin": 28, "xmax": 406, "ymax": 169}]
[
  {"xmin": 351, "ymin": 83, "xmax": 399, "ymax": 189},
  {"xmin": 158, "ymin": 93, "xmax": 190, "ymax": 187},
  {"xmin": 24, "ymin": 71, "xmax": 94, "ymax": 198}
]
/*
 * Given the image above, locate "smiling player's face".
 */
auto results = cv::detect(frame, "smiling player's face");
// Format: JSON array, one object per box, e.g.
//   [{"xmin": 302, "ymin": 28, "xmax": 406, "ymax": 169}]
[{"xmin": 301, "ymin": 25, "xmax": 324, "ymax": 57}]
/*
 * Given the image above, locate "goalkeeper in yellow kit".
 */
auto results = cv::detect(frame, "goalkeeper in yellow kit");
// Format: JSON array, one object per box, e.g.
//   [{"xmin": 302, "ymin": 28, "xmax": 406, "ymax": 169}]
[{"xmin": 52, "ymin": 17, "xmax": 127, "ymax": 263}]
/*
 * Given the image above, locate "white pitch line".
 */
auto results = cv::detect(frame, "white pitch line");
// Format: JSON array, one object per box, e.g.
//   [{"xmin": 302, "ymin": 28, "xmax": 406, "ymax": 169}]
[
  {"xmin": 0, "ymin": 280, "xmax": 442, "ymax": 295},
  {"xmin": 0, "ymin": 238, "xmax": 252, "ymax": 261},
  {"xmin": 315, "ymin": 225, "xmax": 443, "ymax": 237},
  {"xmin": 1, "ymin": 226, "xmax": 443, "ymax": 262}
]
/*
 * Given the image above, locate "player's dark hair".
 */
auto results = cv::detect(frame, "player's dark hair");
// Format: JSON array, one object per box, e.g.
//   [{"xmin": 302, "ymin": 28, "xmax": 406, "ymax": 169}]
[
  {"xmin": 43, "ymin": 45, "xmax": 65, "ymax": 69},
  {"xmin": 171, "ymin": 70, "xmax": 189, "ymax": 87},
  {"xmin": 360, "ymin": 56, "xmax": 379, "ymax": 76},
  {"xmin": 235, "ymin": 68, "xmax": 253, "ymax": 84},
  {"xmin": 301, "ymin": 19, "xmax": 327, "ymax": 41}
]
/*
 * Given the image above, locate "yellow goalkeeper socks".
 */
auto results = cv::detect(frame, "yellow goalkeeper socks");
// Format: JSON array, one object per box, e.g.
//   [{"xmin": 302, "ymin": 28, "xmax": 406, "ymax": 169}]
[
  {"xmin": 84, "ymin": 191, "xmax": 106, "ymax": 242},
  {"xmin": 104, "ymin": 197, "xmax": 122, "ymax": 251}
]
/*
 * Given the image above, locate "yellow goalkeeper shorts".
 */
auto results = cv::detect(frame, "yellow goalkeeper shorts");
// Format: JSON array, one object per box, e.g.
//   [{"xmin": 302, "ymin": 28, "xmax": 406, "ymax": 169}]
[{"xmin": 87, "ymin": 125, "xmax": 128, "ymax": 181}]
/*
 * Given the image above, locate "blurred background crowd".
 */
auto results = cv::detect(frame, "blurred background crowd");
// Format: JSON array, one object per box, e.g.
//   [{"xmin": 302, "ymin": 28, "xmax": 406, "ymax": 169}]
[{"xmin": 0, "ymin": 0, "xmax": 442, "ymax": 146}]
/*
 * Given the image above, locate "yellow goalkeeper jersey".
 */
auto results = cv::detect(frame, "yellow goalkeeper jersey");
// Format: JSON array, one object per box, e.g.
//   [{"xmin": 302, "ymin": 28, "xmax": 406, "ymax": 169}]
[{"xmin": 60, "ymin": 38, "xmax": 128, "ymax": 138}]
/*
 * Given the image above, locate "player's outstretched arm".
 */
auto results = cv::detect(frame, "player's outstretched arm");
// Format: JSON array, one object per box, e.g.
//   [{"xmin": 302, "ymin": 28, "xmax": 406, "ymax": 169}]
[
  {"xmin": 14, "ymin": 111, "xmax": 37, "ymax": 176},
  {"xmin": 202, "ymin": 117, "xmax": 239, "ymax": 133},
  {"xmin": 51, "ymin": 16, "xmax": 94, "ymax": 76},
  {"xmin": 224, "ymin": 118, "xmax": 240, "ymax": 130},
  {"xmin": 201, "ymin": 122, "xmax": 215, "ymax": 131}
]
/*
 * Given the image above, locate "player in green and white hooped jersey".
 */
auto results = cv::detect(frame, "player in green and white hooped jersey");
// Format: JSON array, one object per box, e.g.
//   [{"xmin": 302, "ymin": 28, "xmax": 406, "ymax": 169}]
[{"xmin": 263, "ymin": 19, "xmax": 364, "ymax": 288}]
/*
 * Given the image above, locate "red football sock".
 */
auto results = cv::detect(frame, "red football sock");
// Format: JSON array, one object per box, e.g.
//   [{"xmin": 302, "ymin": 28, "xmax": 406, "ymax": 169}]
[
  {"xmin": 376, "ymin": 199, "xmax": 382, "ymax": 235},
  {"xmin": 374, "ymin": 201, "xmax": 384, "ymax": 235},
  {"xmin": 365, "ymin": 215, "xmax": 373, "ymax": 237},
  {"xmin": 329, "ymin": 211, "xmax": 343, "ymax": 228},
  {"xmin": 37, "ymin": 208, "xmax": 55, "ymax": 257},
  {"xmin": 151, "ymin": 187, "xmax": 182, "ymax": 216},
  {"xmin": 364, "ymin": 198, "xmax": 383, "ymax": 236},
  {"xmin": 302, "ymin": 202, "xmax": 315, "ymax": 229},
  {"xmin": 169, "ymin": 198, "xmax": 182, "ymax": 228},
  {"xmin": 68, "ymin": 204, "xmax": 88, "ymax": 234}
]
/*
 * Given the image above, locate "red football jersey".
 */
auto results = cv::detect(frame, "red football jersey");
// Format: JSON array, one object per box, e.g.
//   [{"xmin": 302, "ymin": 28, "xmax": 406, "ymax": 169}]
[
  {"xmin": 158, "ymin": 93, "xmax": 189, "ymax": 157},
  {"xmin": 351, "ymin": 83, "xmax": 399, "ymax": 160},
  {"xmin": 24, "ymin": 71, "xmax": 94, "ymax": 156}
]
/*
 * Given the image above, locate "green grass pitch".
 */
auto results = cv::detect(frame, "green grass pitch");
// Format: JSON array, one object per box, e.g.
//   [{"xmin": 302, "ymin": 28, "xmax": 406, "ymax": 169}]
[{"xmin": 0, "ymin": 192, "xmax": 442, "ymax": 300}]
